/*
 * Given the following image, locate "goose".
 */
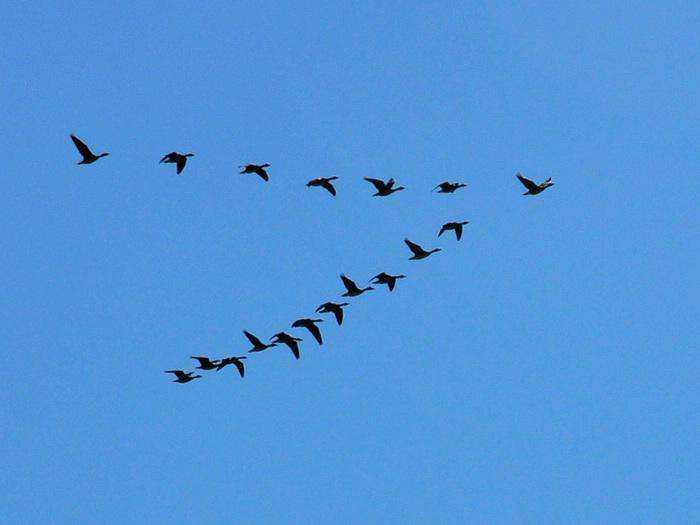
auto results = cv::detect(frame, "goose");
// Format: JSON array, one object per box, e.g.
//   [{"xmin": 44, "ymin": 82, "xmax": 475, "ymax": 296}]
[
  {"xmin": 165, "ymin": 370, "xmax": 202, "ymax": 383},
  {"xmin": 216, "ymin": 356, "xmax": 247, "ymax": 378},
  {"xmin": 271, "ymin": 332, "xmax": 302, "ymax": 359},
  {"xmin": 370, "ymin": 272, "xmax": 406, "ymax": 291},
  {"xmin": 244, "ymin": 330, "xmax": 277, "ymax": 353},
  {"xmin": 240, "ymin": 163, "xmax": 271, "ymax": 181},
  {"xmin": 160, "ymin": 152, "xmax": 194, "ymax": 174},
  {"xmin": 315, "ymin": 302, "xmax": 349, "ymax": 325},
  {"xmin": 340, "ymin": 274, "xmax": 373, "ymax": 297},
  {"xmin": 404, "ymin": 238, "xmax": 441, "ymax": 260},
  {"xmin": 70, "ymin": 134, "xmax": 109, "ymax": 164},
  {"xmin": 516, "ymin": 173, "xmax": 554, "ymax": 195},
  {"xmin": 190, "ymin": 356, "xmax": 221, "ymax": 370},
  {"xmin": 432, "ymin": 181, "xmax": 466, "ymax": 193},
  {"xmin": 363, "ymin": 177, "xmax": 405, "ymax": 197},
  {"xmin": 291, "ymin": 318, "xmax": 324, "ymax": 345},
  {"xmin": 438, "ymin": 221, "xmax": 469, "ymax": 240},
  {"xmin": 307, "ymin": 177, "xmax": 338, "ymax": 196}
]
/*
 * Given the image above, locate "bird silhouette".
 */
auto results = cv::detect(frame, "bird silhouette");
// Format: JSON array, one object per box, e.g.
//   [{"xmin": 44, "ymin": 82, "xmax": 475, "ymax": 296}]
[
  {"xmin": 291, "ymin": 318, "xmax": 324, "ymax": 345},
  {"xmin": 240, "ymin": 163, "xmax": 271, "ymax": 181},
  {"xmin": 190, "ymin": 356, "xmax": 221, "ymax": 370},
  {"xmin": 160, "ymin": 152, "xmax": 194, "ymax": 174},
  {"xmin": 438, "ymin": 221, "xmax": 469, "ymax": 240},
  {"xmin": 363, "ymin": 177, "xmax": 405, "ymax": 197},
  {"xmin": 271, "ymin": 332, "xmax": 302, "ymax": 359},
  {"xmin": 307, "ymin": 176, "xmax": 338, "ymax": 196},
  {"xmin": 404, "ymin": 238, "xmax": 441, "ymax": 260},
  {"xmin": 165, "ymin": 370, "xmax": 202, "ymax": 383},
  {"xmin": 433, "ymin": 181, "xmax": 466, "ymax": 193},
  {"xmin": 370, "ymin": 272, "xmax": 406, "ymax": 291},
  {"xmin": 244, "ymin": 330, "xmax": 277, "ymax": 353},
  {"xmin": 340, "ymin": 274, "xmax": 373, "ymax": 297},
  {"xmin": 216, "ymin": 356, "xmax": 247, "ymax": 378},
  {"xmin": 516, "ymin": 173, "xmax": 554, "ymax": 195},
  {"xmin": 316, "ymin": 302, "xmax": 349, "ymax": 325},
  {"xmin": 70, "ymin": 134, "xmax": 109, "ymax": 164}
]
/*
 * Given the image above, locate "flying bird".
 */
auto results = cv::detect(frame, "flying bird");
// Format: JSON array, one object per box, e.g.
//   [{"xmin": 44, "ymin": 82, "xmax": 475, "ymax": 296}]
[
  {"xmin": 363, "ymin": 177, "xmax": 405, "ymax": 197},
  {"xmin": 516, "ymin": 173, "xmax": 554, "ymax": 195},
  {"xmin": 340, "ymin": 274, "xmax": 373, "ymax": 297},
  {"xmin": 244, "ymin": 330, "xmax": 277, "ymax": 353},
  {"xmin": 291, "ymin": 318, "xmax": 324, "ymax": 345},
  {"xmin": 404, "ymin": 238, "xmax": 441, "ymax": 260},
  {"xmin": 438, "ymin": 221, "xmax": 470, "ymax": 240},
  {"xmin": 316, "ymin": 302, "xmax": 349, "ymax": 326},
  {"xmin": 370, "ymin": 272, "xmax": 406, "ymax": 291},
  {"xmin": 216, "ymin": 356, "xmax": 247, "ymax": 378},
  {"xmin": 306, "ymin": 177, "xmax": 339, "ymax": 196},
  {"xmin": 160, "ymin": 152, "xmax": 194, "ymax": 174},
  {"xmin": 433, "ymin": 181, "xmax": 466, "ymax": 193},
  {"xmin": 164, "ymin": 370, "xmax": 202, "ymax": 383},
  {"xmin": 271, "ymin": 332, "xmax": 302, "ymax": 359},
  {"xmin": 70, "ymin": 134, "xmax": 109, "ymax": 164},
  {"xmin": 190, "ymin": 356, "xmax": 221, "ymax": 370},
  {"xmin": 240, "ymin": 163, "xmax": 271, "ymax": 181}
]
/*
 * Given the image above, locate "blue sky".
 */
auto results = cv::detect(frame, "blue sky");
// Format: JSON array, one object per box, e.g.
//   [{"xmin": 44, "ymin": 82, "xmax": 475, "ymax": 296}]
[{"xmin": 2, "ymin": 1, "xmax": 699, "ymax": 523}]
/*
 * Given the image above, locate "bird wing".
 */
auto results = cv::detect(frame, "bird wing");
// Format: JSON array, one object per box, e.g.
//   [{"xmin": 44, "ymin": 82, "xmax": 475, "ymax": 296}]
[
  {"xmin": 190, "ymin": 356, "xmax": 209, "ymax": 366},
  {"xmin": 306, "ymin": 323, "xmax": 323, "ymax": 345},
  {"xmin": 332, "ymin": 305, "xmax": 344, "ymax": 325},
  {"xmin": 288, "ymin": 340, "xmax": 300, "ymax": 359},
  {"xmin": 165, "ymin": 370, "xmax": 188, "ymax": 380},
  {"xmin": 387, "ymin": 276, "xmax": 396, "ymax": 291},
  {"xmin": 243, "ymin": 330, "xmax": 264, "ymax": 347},
  {"xmin": 404, "ymin": 238, "xmax": 423, "ymax": 256},
  {"xmin": 176, "ymin": 156, "xmax": 187, "ymax": 174},
  {"xmin": 340, "ymin": 274, "xmax": 359, "ymax": 293},
  {"xmin": 516, "ymin": 173, "xmax": 538, "ymax": 191},
  {"xmin": 363, "ymin": 177, "xmax": 385, "ymax": 191},
  {"xmin": 320, "ymin": 180, "xmax": 336, "ymax": 196},
  {"xmin": 255, "ymin": 167, "xmax": 269, "ymax": 181},
  {"xmin": 386, "ymin": 178, "xmax": 396, "ymax": 189},
  {"xmin": 232, "ymin": 359, "xmax": 245, "ymax": 378},
  {"xmin": 438, "ymin": 225, "xmax": 448, "ymax": 237},
  {"xmin": 70, "ymin": 134, "xmax": 94, "ymax": 158},
  {"xmin": 315, "ymin": 303, "xmax": 328, "ymax": 313},
  {"xmin": 455, "ymin": 223, "xmax": 463, "ymax": 240}
]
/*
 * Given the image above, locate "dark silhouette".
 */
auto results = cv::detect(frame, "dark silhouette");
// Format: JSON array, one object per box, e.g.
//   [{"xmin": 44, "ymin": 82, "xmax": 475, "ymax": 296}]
[
  {"xmin": 160, "ymin": 152, "xmax": 194, "ymax": 174},
  {"xmin": 438, "ymin": 221, "xmax": 470, "ymax": 240},
  {"xmin": 240, "ymin": 163, "xmax": 271, "ymax": 181},
  {"xmin": 271, "ymin": 332, "xmax": 302, "ymax": 359},
  {"xmin": 190, "ymin": 356, "xmax": 221, "ymax": 370},
  {"xmin": 404, "ymin": 238, "xmax": 441, "ymax": 260},
  {"xmin": 70, "ymin": 134, "xmax": 109, "ymax": 164},
  {"xmin": 165, "ymin": 370, "xmax": 202, "ymax": 383},
  {"xmin": 316, "ymin": 302, "xmax": 349, "ymax": 325},
  {"xmin": 340, "ymin": 274, "xmax": 373, "ymax": 297},
  {"xmin": 370, "ymin": 272, "xmax": 406, "ymax": 291},
  {"xmin": 291, "ymin": 318, "xmax": 324, "ymax": 345},
  {"xmin": 433, "ymin": 181, "xmax": 466, "ymax": 193},
  {"xmin": 363, "ymin": 177, "xmax": 405, "ymax": 197},
  {"xmin": 216, "ymin": 356, "xmax": 247, "ymax": 378},
  {"xmin": 516, "ymin": 173, "xmax": 554, "ymax": 195},
  {"xmin": 307, "ymin": 177, "xmax": 339, "ymax": 196},
  {"xmin": 244, "ymin": 330, "xmax": 277, "ymax": 353}
]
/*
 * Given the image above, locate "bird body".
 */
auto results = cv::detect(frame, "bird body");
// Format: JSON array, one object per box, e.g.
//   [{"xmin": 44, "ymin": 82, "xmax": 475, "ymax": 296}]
[
  {"xmin": 433, "ymin": 181, "xmax": 466, "ymax": 193},
  {"xmin": 340, "ymin": 274, "xmax": 373, "ymax": 297},
  {"xmin": 165, "ymin": 370, "xmax": 202, "ymax": 383},
  {"xmin": 364, "ymin": 177, "xmax": 405, "ymax": 196},
  {"xmin": 316, "ymin": 302, "xmax": 349, "ymax": 325},
  {"xmin": 244, "ymin": 330, "xmax": 277, "ymax": 353},
  {"xmin": 216, "ymin": 356, "xmax": 247, "ymax": 378},
  {"xmin": 307, "ymin": 176, "xmax": 339, "ymax": 196},
  {"xmin": 271, "ymin": 332, "xmax": 302, "ymax": 359},
  {"xmin": 438, "ymin": 221, "xmax": 469, "ymax": 240},
  {"xmin": 516, "ymin": 173, "xmax": 554, "ymax": 195},
  {"xmin": 370, "ymin": 272, "xmax": 406, "ymax": 291},
  {"xmin": 404, "ymin": 238, "xmax": 441, "ymax": 260},
  {"xmin": 70, "ymin": 134, "xmax": 109, "ymax": 164},
  {"xmin": 240, "ymin": 163, "xmax": 271, "ymax": 181},
  {"xmin": 291, "ymin": 318, "xmax": 324, "ymax": 345},
  {"xmin": 160, "ymin": 152, "xmax": 194, "ymax": 174}
]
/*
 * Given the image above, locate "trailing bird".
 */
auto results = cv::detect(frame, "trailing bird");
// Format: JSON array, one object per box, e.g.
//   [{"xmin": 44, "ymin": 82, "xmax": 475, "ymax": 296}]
[
  {"xmin": 516, "ymin": 173, "xmax": 554, "ymax": 195},
  {"xmin": 363, "ymin": 177, "xmax": 405, "ymax": 197},
  {"xmin": 404, "ymin": 238, "xmax": 441, "ymax": 260},
  {"xmin": 271, "ymin": 332, "xmax": 302, "ymax": 359},
  {"xmin": 216, "ymin": 356, "xmax": 247, "ymax": 378},
  {"xmin": 307, "ymin": 176, "xmax": 338, "ymax": 196},
  {"xmin": 164, "ymin": 370, "xmax": 202, "ymax": 383},
  {"xmin": 190, "ymin": 356, "xmax": 221, "ymax": 370},
  {"xmin": 316, "ymin": 302, "xmax": 349, "ymax": 326},
  {"xmin": 438, "ymin": 221, "xmax": 470, "ymax": 240},
  {"xmin": 160, "ymin": 152, "xmax": 194, "ymax": 174},
  {"xmin": 291, "ymin": 318, "xmax": 324, "ymax": 345},
  {"xmin": 70, "ymin": 134, "xmax": 109, "ymax": 164},
  {"xmin": 244, "ymin": 330, "xmax": 277, "ymax": 353},
  {"xmin": 433, "ymin": 181, "xmax": 466, "ymax": 193},
  {"xmin": 370, "ymin": 272, "xmax": 406, "ymax": 291},
  {"xmin": 240, "ymin": 163, "xmax": 271, "ymax": 181},
  {"xmin": 340, "ymin": 274, "xmax": 373, "ymax": 297}
]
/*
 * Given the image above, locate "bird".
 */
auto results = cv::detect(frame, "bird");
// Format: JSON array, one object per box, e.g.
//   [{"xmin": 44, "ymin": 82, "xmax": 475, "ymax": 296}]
[
  {"xmin": 271, "ymin": 332, "xmax": 302, "ymax": 359},
  {"xmin": 306, "ymin": 176, "xmax": 339, "ymax": 196},
  {"xmin": 160, "ymin": 152, "xmax": 194, "ymax": 174},
  {"xmin": 340, "ymin": 274, "xmax": 373, "ymax": 297},
  {"xmin": 216, "ymin": 356, "xmax": 247, "ymax": 378},
  {"xmin": 404, "ymin": 238, "xmax": 441, "ymax": 260},
  {"xmin": 516, "ymin": 173, "xmax": 554, "ymax": 195},
  {"xmin": 370, "ymin": 272, "xmax": 406, "ymax": 291},
  {"xmin": 164, "ymin": 370, "xmax": 202, "ymax": 383},
  {"xmin": 70, "ymin": 134, "xmax": 109, "ymax": 164},
  {"xmin": 244, "ymin": 330, "xmax": 277, "ymax": 353},
  {"xmin": 240, "ymin": 163, "xmax": 271, "ymax": 181},
  {"xmin": 438, "ymin": 221, "xmax": 470, "ymax": 240},
  {"xmin": 363, "ymin": 177, "xmax": 405, "ymax": 197},
  {"xmin": 433, "ymin": 181, "xmax": 466, "ymax": 193},
  {"xmin": 190, "ymin": 356, "xmax": 221, "ymax": 370},
  {"xmin": 316, "ymin": 302, "xmax": 349, "ymax": 326},
  {"xmin": 291, "ymin": 318, "xmax": 324, "ymax": 345}
]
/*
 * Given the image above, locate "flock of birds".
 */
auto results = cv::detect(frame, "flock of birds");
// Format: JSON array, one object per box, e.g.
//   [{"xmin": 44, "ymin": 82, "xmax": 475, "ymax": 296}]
[{"xmin": 69, "ymin": 133, "xmax": 555, "ymax": 384}]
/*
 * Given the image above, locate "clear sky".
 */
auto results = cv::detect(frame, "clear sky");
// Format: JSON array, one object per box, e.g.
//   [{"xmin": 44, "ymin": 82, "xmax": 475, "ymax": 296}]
[{"xmin": 2, "ymin": 1, "xmax": 699, "ymax": 523}]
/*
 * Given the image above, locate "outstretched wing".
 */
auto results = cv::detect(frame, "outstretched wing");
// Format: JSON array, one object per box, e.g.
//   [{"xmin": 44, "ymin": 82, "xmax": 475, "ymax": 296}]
[
  {"xmin": 455, "ymin": 223, "xmax": 463, "ymax": 240},
  {"xmin": 165, "ymin": 370, "xmax": 188, "ymax": 380},
  {"xmin": 340, "ymin": 274, "xmax": 359, "ymax": 293},
  {"xmin": 404, "ymin": 238, "xmax": 422, "ymax": 256},
  {"xmin": 516, "ymin": 173, "xmax": 538, "ymax": 192},
  {"xmin": 288, "ymin": 340, "xmax": 300, "ymax": 359},
  {"xmin": 320, "ymin": 180, "xmax": 336, "ymax": 196},
  {"xmin": 332, "ymin": 305, "xmax": 344, "ymax": 325},
  {"xmin": 438, "ymin": 224, "xmax": 448, "ymax": 237},
  {"xmin": 254, "ymin": 167, "xmax": 269, "ymax": 181},
  {"xmin": 306, "ymin": 323, "xmax": 323, "ymax": 345},
  {"xmin": 70, "ymin": 134, "xmax": 94, "ymax": 158},
  {"xmin": 243, "ymin": 330, "xmax": 264, "ymax": 347},
  {"xmin": 363, "ymin": 177, "xmax": 385, "ymax": 191},
  {"xmin": 176, "ymin": 156, "xmax": 187, "ymax": 174},
  {"xmin": 232, "ymin": 359, "xmax": 245, "ymax": 378}
]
